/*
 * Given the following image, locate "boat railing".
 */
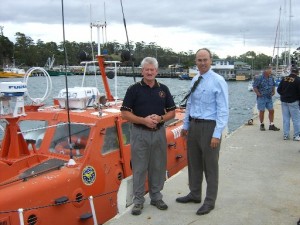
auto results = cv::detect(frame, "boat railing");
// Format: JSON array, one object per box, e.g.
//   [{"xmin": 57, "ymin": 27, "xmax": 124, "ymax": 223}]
[{"xmin": 80, "ymin": 59, "xmax": 122, "ymax": 105}]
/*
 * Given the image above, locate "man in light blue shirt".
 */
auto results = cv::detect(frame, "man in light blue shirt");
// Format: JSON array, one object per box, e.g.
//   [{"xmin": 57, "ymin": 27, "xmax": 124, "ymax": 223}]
[{"xmin": 176, "ymin": 48, "xmax": 229, "ymax": 215}]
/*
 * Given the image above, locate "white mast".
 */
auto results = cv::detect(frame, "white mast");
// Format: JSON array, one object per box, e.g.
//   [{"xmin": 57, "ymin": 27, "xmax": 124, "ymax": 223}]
[
  {"xmin": 288, "ymin": 0, "xmax": 291, "ymax": 67},
  {"xmin": 91, "ymin": 2, "xmax": 107, "ymax": 56}
]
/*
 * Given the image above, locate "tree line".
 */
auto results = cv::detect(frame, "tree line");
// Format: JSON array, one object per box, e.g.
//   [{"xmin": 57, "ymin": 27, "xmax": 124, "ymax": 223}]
[{"xmin": 1, "ymin": 31, "xmax": 299, "ymax": 71}]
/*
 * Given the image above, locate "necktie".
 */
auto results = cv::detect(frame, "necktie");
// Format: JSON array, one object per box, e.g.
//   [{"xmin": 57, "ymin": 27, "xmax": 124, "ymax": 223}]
[{"xmin": 180, "ymin": 75, "xmax": 202, "ymax": 107}]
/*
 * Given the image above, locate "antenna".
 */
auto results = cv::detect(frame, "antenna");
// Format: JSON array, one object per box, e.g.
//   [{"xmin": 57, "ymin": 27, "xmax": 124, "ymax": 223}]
[
  {"xmin": 104, "ymin": 2, "xmax": 107, "ymax": 43},
  {"xmin": 91, "ymin": 22, "xmax": 104, "ymax": 56},
  {"xmin": 90, "ymin": 2, "xmax": 107, "ymax": 56},
  {"xmin": 288, "ymin": 0, "xmax": 291, "ymax": 66},
  {"xmin": 240, "ymin": 29, "xmax": 248, "ymax": 46},
  {"xmin": 120, "ymin": 0, "xmax": 136, "ymax": 82},
  {"xmin": 60, "ymin": 0, "xmax": 74, "ymax": 160},
  {"xmin": 90, "ymin": 3, "xmax": 95, "ymax": 60}
]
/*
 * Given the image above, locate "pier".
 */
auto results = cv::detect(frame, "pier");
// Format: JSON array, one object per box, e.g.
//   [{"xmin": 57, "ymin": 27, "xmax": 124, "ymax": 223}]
[{"xmin": 104, "ymin": 101, "xmax": 300, "ymax": 225}]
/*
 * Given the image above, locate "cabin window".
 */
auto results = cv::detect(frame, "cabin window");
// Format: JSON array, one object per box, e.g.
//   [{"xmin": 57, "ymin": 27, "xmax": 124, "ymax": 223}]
[
  {"xmin": 50, "ymin": 123, "xmax": 90, "ymax": 157},
  {"xmin": 102, "ymin": 126, "xmax": 119, "ymax": 154},
  {"xmin": 19, "ymin": 120, "xmax": 48, "ymax": 150},
  {"xmin": 0, "ymin": 120, "xmax": 7, "ymax": 141},
  {"xmin": 121, "ymin": 122, "xmax": 131, "ymax": 145}
]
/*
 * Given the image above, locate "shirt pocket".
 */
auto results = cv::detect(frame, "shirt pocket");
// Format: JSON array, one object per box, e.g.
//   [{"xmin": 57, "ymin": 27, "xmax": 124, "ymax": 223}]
[{"xmin": 200, "ymin": 90, "xmax": 214, "ymax": 104}]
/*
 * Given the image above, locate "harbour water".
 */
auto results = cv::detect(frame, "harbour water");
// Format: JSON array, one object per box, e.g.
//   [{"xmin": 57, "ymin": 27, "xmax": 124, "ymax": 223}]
[{"xmin": 0, "ymin": 75, "xmax": 265, "ymax": 134}]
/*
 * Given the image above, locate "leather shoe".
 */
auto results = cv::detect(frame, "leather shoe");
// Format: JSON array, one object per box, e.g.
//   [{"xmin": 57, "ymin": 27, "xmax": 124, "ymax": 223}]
[
  {"xmin": 196, "ymin": 204, "xmax": 214, "ymax": 215},
  {"xmin": 176, "ymin": 195, "xmax": 201, "ymax": 203}
]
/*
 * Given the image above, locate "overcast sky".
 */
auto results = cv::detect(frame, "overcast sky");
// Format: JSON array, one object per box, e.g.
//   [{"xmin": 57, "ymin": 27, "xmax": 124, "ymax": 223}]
[{"xmin": 0, "ymin": 0, "xmax": 299, "ymax": 58}]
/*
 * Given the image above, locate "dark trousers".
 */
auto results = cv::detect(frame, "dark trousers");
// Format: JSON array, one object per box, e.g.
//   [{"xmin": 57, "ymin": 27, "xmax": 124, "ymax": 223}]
[{"xmin": 187, "ymin": 120, "xmax": 220, "ymax": 206}]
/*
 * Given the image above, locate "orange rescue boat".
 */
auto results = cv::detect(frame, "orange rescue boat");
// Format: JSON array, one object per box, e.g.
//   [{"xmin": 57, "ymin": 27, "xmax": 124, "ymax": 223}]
[{"xmin": 0, "ymin": 55, "xmax": 187, "ymax": 225}]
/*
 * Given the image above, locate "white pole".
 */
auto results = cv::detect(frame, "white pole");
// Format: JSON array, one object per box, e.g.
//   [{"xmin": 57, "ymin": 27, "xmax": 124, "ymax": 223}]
[
  {"xmin": 97, "ymin": 27, "xmax": 101, "ymax": 56},
  {"xmin": 18, "ymin": 208, "xmax": 25, "ymax": 225},
  {"xmin": 88, "ymin": 196, "xmax": 98, "ymax": 225},
  {"xmin": 114, "ymin": 62, "xmax": 118, "ymax": 102}
]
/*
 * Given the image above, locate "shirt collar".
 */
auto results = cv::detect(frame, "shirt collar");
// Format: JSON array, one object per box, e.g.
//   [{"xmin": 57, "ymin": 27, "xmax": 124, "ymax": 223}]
[
  {"xmin": 140, "ymin": 79, "xmax": 160, "ymax": 87},
  {"xmin": 198, "ymin": 68, "xmax": 211, "ymax": 79}
]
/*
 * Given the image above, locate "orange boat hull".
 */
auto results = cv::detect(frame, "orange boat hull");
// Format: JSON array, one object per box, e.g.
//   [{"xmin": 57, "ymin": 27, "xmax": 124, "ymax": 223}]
[{"xmin": 0, "ymin": 56, "xmax": 187, "ymax": 225}]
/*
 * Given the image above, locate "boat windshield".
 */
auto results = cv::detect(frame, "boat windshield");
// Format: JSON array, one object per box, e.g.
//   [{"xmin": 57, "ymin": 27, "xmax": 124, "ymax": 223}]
[
  {"xmin": 19, "ymin": 120, "xmax": 48, "ymax": 150},
  {"xmin": 50, "ymin": 123, "xmax": 90, "ymax": 158}
]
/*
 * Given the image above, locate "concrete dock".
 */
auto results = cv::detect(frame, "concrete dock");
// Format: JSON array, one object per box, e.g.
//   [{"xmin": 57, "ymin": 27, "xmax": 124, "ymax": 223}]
[{"xmin": 104, "ymin": 101, "xmax": 300, "ymax": 225}]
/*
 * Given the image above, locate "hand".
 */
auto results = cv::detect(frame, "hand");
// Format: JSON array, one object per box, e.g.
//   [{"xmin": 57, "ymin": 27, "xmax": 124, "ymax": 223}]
[
  {"xmin": 181, "ymin": 129, "xmax": 188, "ymax": 138},
  {"xmin": 145, "ymin": 115, "xmax": 158, "ymax": 129},
  {"xmin": 210, "ymin": 137, "xmax": 220, "ymax": 149},
  {"xmin": 150, "ymin": 114, "xmax": 161, "ymax": 124}
]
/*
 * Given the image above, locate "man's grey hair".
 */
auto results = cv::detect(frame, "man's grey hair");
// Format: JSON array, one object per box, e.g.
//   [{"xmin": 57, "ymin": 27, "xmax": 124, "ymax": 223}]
[{"xmin": 141, "ymin": 57, "xmax": 158, "ymax": 69}]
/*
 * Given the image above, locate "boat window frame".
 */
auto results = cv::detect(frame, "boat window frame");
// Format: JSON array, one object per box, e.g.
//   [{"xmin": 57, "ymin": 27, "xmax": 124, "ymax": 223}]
[
  {"xmin": 49, "ymin": 122, "xmax": 92, "ymax": 158},
  {"xmin": 18, "ymin": 120, "xmax": 49, "ymax": 150}
]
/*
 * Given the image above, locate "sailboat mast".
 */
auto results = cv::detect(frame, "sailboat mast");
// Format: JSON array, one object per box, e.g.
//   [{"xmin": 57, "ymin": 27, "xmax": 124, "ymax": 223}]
[
  {"xmin": 288, "ymin": 0, "xmax": 291, "ymax": 67},
  {"xmin": 273, "ymin": 7, "xmax": 281, "ymax": 75}
]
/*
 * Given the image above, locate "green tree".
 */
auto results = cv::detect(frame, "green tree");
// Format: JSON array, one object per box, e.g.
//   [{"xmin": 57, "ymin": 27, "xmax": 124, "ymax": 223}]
[
  {"xmin": 14, "ymin": 32, "xmax": 35, "ymax": 66},
  {"xmin": 0, "ymin": 34, "xmax": 14, "ymax": 68}
]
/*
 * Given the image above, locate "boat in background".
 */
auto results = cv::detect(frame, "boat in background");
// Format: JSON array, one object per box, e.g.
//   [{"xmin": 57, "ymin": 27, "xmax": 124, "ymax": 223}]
[
  {"xmin": 44, "ymin": 55, "xmax": 74, "ymax": 76},
  {"xmin": 213, "ymin": 60, "xmax": 236, "ymax": 81},
  {"xmin": 272, "ymin": 3, "xmax": 293, "ymax": 79},
  {"xmin": 178, "ymin": 73, "xmax": 192, "ymax": 80},
  {"xmin": 46, "ymin": 68, "xmax": 74, "ymax": 76},
  {"xmin": 0, "ymin": 66, "xmax": 25, "ymax": 78},
  {"xmin": 188, "ymin": 61, "xmax": 252, "ymax": 81},
  {"xmin": 188, "ymin": 65, "xmax": 198, "ymax": 78}
]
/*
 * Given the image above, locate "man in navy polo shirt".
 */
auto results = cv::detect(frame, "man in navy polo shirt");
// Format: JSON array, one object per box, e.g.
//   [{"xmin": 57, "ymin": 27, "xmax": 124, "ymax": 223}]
[{"xmin": 121, "ymin": 57, "xmax": 176, "ymax": 216}]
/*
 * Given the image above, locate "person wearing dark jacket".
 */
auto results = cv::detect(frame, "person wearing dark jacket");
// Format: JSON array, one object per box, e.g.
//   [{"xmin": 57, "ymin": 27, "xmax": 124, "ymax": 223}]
[
  {"xmin": 277, "ymin": 67, "xmax": 300, "ymax": 140},
  {"xmin": 121, "ymin": 57, "xmax": 176, "ymax": 216}
]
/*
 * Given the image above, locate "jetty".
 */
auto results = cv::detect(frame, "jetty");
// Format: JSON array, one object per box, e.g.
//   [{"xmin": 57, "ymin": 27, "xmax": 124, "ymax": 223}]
[{"xmin": 104, "ymin": 101, "xmax": 300, "ymax": 225}]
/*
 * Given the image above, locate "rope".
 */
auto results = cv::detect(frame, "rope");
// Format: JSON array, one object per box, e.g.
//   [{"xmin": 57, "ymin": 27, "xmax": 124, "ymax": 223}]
[{"xmin": 0, "ymin": 189, "xmax": 118, "ymax": 214}]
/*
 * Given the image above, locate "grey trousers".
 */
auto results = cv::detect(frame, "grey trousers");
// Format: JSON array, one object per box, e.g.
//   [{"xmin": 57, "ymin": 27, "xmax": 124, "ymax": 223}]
[
  {"xmin": 187, "ymin": 120, "xmax": 220, "ymax": 207},
  {"xmin": 131, "ymin": 125, "xmax": 167, "ymax": 204}
]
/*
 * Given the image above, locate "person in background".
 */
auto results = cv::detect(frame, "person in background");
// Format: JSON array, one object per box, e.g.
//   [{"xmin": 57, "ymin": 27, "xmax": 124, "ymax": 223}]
[
  {"xmin": 176, "ymin": 48, "xmax": 229, "ymax": 215},
  {"xmin": 252, "ymin": 66, "xmax": 280, "ymax": 131},
  {"xmin": 277, "ymin": 67, "xmax": 300, "ymax": 140},
  {"xmin": 120, "ymin": 57, "xmax": 176, "ymax": 216}
]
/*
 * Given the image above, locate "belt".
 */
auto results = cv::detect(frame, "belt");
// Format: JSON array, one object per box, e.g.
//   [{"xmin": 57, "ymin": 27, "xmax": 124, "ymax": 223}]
[
  {"xmin": 189, "ymin": 116, "xmax": 215, "ymax": 123},
  {"xmin": 133, "ymin": 123, "xmax": 164, "ymax": 131}
]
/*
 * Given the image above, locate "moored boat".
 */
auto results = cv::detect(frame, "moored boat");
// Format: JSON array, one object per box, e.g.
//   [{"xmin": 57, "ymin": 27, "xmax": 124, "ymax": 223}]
[
  {"xmin": 0, "ymin": 67, "xmax": 25, "ymax": 78},
  {"xmin": 44, "ymin": 55, "xmax": 74, "ymax": 76},
  {"xmin": 178, "ymin": 73, "xmax": 192, "ymax": 80},
  {"xmin": 46, "ymin": 69, "xmax": 74, "ymax": 76},
  {"xmin": 0, "ymin": 55, "xmax": 187, "ymax": 225}
]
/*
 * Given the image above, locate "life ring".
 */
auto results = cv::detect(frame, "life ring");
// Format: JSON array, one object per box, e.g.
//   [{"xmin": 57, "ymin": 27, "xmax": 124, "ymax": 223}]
[{"xmin": 54, "ymin": 136, "xmax": 87, "ymax": 156}]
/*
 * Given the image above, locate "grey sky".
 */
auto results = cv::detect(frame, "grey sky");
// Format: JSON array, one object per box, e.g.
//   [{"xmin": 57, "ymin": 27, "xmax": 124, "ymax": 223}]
[{"xmin": 0, "ymin": 0, "xmax": 299, "ymax": 57}]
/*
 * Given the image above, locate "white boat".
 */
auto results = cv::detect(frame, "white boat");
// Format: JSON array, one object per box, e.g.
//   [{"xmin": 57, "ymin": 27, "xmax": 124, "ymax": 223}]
[
  {"xmin": 272, "ymin": 4, "xmax": 292, "ymax": 78},
  {"xmin": 188, "ymin": 61, "xmax": 236, "ymax": 81},
  {"xmin": 212, "ymin": 60, "xmax": 236, "ymax": 81}
]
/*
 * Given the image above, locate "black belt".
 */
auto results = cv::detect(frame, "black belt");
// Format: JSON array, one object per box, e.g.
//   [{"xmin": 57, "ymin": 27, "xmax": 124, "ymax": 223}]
[
  {"xmin": 189, "ymin": 116, "xmax": 215, "ymax": 123},
  {"xmin": 133, "ymin": 123, "xmax": 164, "ymax": 131}
]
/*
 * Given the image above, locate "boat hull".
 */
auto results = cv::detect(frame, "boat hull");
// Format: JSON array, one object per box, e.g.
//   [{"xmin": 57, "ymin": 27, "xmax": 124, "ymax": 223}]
[
  {"xmin": 46, "ymin": 70, "xmax": 74, "ymax": 76},
  {"xmin": 0, "ymin": 103, "xmax": 186, "ymax": 225},
  {"xmin": 0, "ymin": 71, "xmax": 24, "ymax": 78}
]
